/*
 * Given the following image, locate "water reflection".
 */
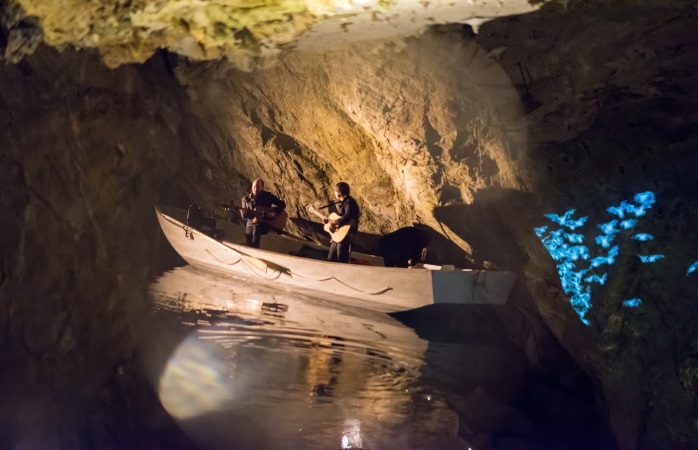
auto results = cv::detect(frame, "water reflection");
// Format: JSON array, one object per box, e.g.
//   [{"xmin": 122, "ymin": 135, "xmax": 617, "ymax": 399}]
[{"xmin": 147, "ymin": 266, "xmax": 447, "ymax": 449}]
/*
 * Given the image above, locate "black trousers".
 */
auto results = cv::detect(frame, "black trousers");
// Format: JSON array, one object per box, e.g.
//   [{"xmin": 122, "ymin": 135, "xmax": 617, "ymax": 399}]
[
  {"xmin": 245, "ymin": 221, "xmax": 269, "ymax": 248},
  {"xmin": 327, "ymin": 239, "xmax": 352, "ymax": 263}
]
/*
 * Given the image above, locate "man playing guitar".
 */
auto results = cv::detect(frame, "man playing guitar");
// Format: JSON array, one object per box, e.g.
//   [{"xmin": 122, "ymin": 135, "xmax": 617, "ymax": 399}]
[
  {"xmin": 323, "ymin": 181, "xmax": 360, "ymax": 263},
  {"xmin": 239, "ymin": 178, "xmax": 286, "ymax": 248}
]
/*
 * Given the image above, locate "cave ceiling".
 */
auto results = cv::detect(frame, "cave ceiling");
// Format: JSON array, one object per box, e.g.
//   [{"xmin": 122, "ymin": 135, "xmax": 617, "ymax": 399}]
[
  {"xmin": 2, "ymin": 0, "xmax": 698, "ymax": 448},
  {"xmin": 4, "ymin": 0, "xmax": 538, "ymax": 68}
]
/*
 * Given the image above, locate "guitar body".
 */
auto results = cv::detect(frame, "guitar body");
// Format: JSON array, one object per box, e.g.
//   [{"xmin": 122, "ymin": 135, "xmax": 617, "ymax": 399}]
[
  {"xmin": 308, "ymin": 206, "xmax": 351, "ymax": 243},
  {"xmin": 230, "ymin": 203, "xmax": 287, "ymax": 231},
  {"xmin": 323, "ymin": 213, "xmax": 351, "ymax": 243},
  {"xmin": 252, "ymin": 210, "xmax": 288, "ymax": 231}
]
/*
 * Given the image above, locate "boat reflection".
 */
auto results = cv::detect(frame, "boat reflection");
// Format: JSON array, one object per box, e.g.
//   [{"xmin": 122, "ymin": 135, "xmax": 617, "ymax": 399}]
[{"xmin": 147, "ymin": 266, "xmax": 439, "ymax": 449}]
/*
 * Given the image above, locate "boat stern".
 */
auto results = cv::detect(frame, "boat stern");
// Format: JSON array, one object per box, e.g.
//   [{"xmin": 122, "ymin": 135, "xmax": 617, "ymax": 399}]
[{"xmin": 431, "ymin": 269, "xmax": 516, "ymax": 305}]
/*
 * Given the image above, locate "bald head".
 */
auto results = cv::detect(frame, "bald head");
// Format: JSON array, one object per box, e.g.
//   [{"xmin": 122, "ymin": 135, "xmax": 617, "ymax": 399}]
[{"xmin": 251, "ymin": 178, "xmax": 265, "ymax": 197}]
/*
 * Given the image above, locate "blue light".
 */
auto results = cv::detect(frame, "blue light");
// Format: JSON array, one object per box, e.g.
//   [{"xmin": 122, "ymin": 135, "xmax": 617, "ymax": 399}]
[
  {"xmin": 687, "ymin": 262, "xmax": 698, "ymax": 275},
  {"xmin": 637, "ymin": 254, "xmax": 664, "ymax": 263},
  {"xmin": 584, "ymin": 273, "xmax": 607, "ymax": 285},
  {"xmin": 534, "ymin": 226, "xmax": 548, "ymax": 237},
  {"xmin": 620, "ymin": 219, "xmax": 638, "ymax": 229},
  {"xmin": 590, "ymin": 245, "xmax": 619, "ymax": 268},
  {"xmin": 607, "ymin": 193, "xmax": 654, "ymax": 219},
  {"xmin": 570, "ymin": 245, "xmax": 590, "ymax": 261},
  {"xmin": 634, "ymin": 191, "xmax": 655, "ymax": 207},
  {"xmin": 629, "ymin": 204, "xmax": 650, "ymax": 217},
  {"xmin": 535, "ymin": 191, "xmax": 656, "ymax": 326},
  {"xmin": 623, "ymin": 298, "xmax": 642, "ymax": 308},
  {"xmin": 595, "ymin": 234, "xmax": 615, "ymax": 249},
  {"xmin": 599, "ymin": 220, "xmax": 619, "ymax": 235},
  {"xmin": 548, "ymin": 244, "xmax": 590, "ymax": 262},
  {"xmin": 607, "ymin": 201, "xmax": 630, "ymax": 218},
  {"xmin": 544, "ymin": 210, "xmax": 588, "ymax": 230},
  {"xmin": 565, "ymin": 233, "xmax": 585, "ymax": 244}
]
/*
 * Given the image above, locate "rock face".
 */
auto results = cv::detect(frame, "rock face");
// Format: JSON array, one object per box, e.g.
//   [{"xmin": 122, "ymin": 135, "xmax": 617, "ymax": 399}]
[
  {"xmin": 478, "ymin": 4, "xmax": 698, "ymax": 447},
  {"xmin": 0, "ymin": 46, "xmax": 196, "ymax": 447},
  {"xmin": 172, "ymin": 27, "xmax": 527, "ymax": 263},
  {"xmin": 7, "ymin": 0, "xmax": 537, "ymax": 69},
  {"xmin": 1, "ymin": 0, "xmax": 697, "ymax": 448}
]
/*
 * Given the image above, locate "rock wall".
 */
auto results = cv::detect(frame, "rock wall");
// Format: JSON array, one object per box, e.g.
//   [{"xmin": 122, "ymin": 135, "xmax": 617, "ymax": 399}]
[
  {"xmin": 478, "ymin": 3, "xmax": 698, "ymax": 447},
  {"xmin": 0, "ymin": 46, "xmax": 195, "ymax": 447},
  {"xmin": 172, "ymin": 27, "xmax": 526, "ymax": 262},
  {"xmin": 1, "ymin": 0, "xmax": 697, "ymax": 448}
]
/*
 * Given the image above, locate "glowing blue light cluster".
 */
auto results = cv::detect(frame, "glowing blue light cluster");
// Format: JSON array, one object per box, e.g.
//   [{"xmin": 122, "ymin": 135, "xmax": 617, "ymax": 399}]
[
  {"xmin": 638, "ymin": 254, "xmax": 664, "ymax": 263},
  {"xmin": 623, "ymin": 298, "xmax": 642, "ymax": 308},
  {"xmin": 544, "ymin": 209, "xmax": 587, "ymax": 229},
  {"xmin": 535, "ymin": 191, "xmax": 657, "ymax": 326},
  {"xmin": 688, "ymin": 262, "xmax": 698, "ymax": 276}
]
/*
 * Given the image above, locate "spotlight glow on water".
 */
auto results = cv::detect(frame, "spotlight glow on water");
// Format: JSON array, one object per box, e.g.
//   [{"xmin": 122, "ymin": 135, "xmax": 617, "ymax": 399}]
[
  {"xmin": 148, "ymin": 266, "xmax": 434, "ymax": 448},
  {"xmin": 158, "ymin": 333, "xmax": 236, "ymax": 420}
]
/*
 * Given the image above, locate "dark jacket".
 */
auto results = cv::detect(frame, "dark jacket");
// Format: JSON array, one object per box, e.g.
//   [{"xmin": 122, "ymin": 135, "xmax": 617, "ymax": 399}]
[
  {"xmin": 241, "ymin": 191, "xmax": 285, "ymax": 223},
  {"xmin": 334, "ymin": 195, "xmax": 360, "ymax": 236}
]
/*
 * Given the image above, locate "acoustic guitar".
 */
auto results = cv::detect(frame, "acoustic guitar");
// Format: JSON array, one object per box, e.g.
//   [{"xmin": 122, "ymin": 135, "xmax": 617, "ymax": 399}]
[
  {"xmin": 308, "ymin": 206, "xmax": 351, "ymax": 243},
  {"xmin": 223, "ymin": 203, "xmax": 288, "ymax": 231}
]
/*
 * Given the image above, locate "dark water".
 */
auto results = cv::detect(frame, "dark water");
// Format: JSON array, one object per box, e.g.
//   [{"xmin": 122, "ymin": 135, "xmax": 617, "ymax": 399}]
[{"xmin": 146, "ymin": 266, "xmax": 607, "ymax": 449}]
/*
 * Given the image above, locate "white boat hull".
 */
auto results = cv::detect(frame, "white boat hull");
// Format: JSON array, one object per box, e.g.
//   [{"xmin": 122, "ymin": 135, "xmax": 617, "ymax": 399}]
[{"xmin": 156, "ymin": 206, "xmax": 516, "ymax": 313}]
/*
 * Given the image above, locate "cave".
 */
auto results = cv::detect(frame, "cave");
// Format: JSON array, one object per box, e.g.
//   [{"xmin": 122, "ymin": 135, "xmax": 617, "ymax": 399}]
[{"xmin": 1, "ymin": 0, "xmax": 697, "ymax": 448}]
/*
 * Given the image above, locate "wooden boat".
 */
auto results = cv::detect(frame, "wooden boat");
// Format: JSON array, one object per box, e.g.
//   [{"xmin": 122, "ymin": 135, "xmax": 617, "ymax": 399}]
[{"xmin": 155, "ymin": 206, "xmax": 516, "ymax": 313}]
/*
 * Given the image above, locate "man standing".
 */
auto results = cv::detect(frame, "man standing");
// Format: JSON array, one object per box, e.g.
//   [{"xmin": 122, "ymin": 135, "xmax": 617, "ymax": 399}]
[
  {"xmin": 324, "ymin": 182, "xmax": 360, "ymax": 263},
  {"xmin": 240, "ymin": 178, "xmax": 286, "ymax": 248}
]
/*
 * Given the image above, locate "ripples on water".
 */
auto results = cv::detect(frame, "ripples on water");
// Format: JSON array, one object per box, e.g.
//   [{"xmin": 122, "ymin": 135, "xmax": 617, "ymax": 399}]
[{"xmin": 147, "ymin": 266, "xmax": 460, "ymax": 449}]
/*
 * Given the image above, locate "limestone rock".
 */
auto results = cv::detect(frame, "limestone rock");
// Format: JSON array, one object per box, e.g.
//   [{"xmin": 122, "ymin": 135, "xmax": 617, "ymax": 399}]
[{"xmin": 1, "ymin": 0, "xmax": 698, "ymax": 448}]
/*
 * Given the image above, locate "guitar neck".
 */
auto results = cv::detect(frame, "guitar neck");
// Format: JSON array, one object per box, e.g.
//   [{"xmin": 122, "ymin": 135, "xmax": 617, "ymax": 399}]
[
  {"xmin": 223, "ymin": 203, "xmax": 274, "ymax": 212},
  {"xmin": 308, "ymin": 207, "xmax": 329, "ymax": 221},
  {"xmin": 232, "ymin": 204, "xmax": 277, "ymax": 213}
]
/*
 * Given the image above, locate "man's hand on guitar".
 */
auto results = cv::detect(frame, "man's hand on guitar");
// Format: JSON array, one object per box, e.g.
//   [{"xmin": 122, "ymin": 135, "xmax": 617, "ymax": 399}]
[{"xmin": 321, "ymin": 218, "xmax": 338, "ymax": 231}]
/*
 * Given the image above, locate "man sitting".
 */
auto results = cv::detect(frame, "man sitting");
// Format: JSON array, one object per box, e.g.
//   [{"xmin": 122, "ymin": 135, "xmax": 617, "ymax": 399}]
[{"xmin": 379, "ymin": 226, "xmax": 431, "ymax": 268}]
